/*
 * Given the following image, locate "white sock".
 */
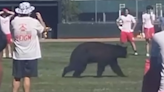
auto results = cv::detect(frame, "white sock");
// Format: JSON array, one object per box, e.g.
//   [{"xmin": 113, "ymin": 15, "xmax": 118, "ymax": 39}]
[
  {"xmin": 3, "ymin": 51, "xmax": 6, "ymax": 57},
  {"xmin": 8, "ymin": 45, "xmax": 12, "ymax": 58}
]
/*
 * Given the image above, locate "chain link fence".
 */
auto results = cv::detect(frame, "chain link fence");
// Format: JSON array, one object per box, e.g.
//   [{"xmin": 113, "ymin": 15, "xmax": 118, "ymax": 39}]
[{"xmin": 61, "ymin": 0, "xmax": 164, "ymax": 23}]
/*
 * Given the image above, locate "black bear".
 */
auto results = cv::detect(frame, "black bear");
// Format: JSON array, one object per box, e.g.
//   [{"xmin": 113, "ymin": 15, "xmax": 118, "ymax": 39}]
[
  {"xmin": 62, "ymin": 42, "xmax": 127, "ymax": 77},
  {"xmin": 0, "ymin": 28, "xmax": 7, "ymax": 52}
]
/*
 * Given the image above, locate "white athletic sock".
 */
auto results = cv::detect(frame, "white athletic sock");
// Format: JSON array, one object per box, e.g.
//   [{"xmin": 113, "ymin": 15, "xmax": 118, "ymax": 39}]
[
  {"xmin": 8, "ymin": 45, "xmax": 12, "ymax": 58},
  {"xmin": 3, "ymin": 50, "xmax": 6, "ymax": 58}
]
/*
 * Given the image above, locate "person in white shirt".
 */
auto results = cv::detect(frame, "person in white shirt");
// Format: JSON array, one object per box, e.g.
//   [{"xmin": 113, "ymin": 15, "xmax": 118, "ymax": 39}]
[
  {"xmin": 11, "ymin": 2, "xmax": 46, "ymax": 92},
  {"xmin": 142, "ymin": 5, "xmax": 155, "ymax": 57},
  {"xmin": 116, "ymin": 8, "xmax": 138, "ymax": 55},
  {"xmin": 0, "ymin": 8, "xmax": 15, "ymax": 58}
]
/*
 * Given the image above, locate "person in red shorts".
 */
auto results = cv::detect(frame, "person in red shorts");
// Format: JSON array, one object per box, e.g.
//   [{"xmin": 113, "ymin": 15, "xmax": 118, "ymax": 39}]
[
  {"xmin": 142, "ymin": 5, "xmax": 155, "ymax": 57},
  {"xmin": 0, "ymin": 8, "xmax": 15, "ymax": 58},
  {"xmin": 116, "ymin": 8, "xmax": 138, "ymax": 55}
]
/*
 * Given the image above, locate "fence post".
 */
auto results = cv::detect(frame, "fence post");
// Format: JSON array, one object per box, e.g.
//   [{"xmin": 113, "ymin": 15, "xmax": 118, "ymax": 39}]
[
  {"xmin": 95, "ymin": 0, "xmax": 98, "ymax": 23},
  {"xmin": 135, "ymin": 0, "xmax": 138, "ymax": 19}
]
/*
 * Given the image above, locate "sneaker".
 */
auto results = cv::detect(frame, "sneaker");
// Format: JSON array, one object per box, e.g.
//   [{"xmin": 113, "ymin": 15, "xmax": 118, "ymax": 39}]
[
  {"xmin": 146, "ymin": 53, "xmax": 150, "ymax": 57},
  {"xmin": 9, "ymin": 53, "xmax": 12, "ymax": 58},
  {"xmin": 134, "ymin": 52, "xmax": 138, "ymax": 56},
  {"xmin": 3, "ymin": 54, "xmax": 6, "ymax": 58}
]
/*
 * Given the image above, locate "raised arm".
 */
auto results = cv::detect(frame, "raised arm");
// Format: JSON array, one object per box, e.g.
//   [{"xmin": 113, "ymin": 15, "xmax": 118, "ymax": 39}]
[
  {"xmin": 3, "ymin": 9, "xmax": 15, "ymax": 17},
  {"xmin": 142, "ymin": 14, "xmax": 145, "ymax": 33},
  {"xmin": 131, "ymin": 16, "xmax": 137, "ymax": 30},
  {"xmin": 0, "ymin": 11, "xmax": 4, "ymax": 15},
  {"xmin": 6, "ymin": 10, "xmax": 15, "ymax": 15},
  {"xmin": 150, "ymin": 12, "xmax": 155, "ymax": 25},
  {"xmin": 116, "ymin": 17, "xmax": 121, "ymax": 27},
  {"xmin": 36, "ymin": 12, "xmax": 46, "ymax": 31}
]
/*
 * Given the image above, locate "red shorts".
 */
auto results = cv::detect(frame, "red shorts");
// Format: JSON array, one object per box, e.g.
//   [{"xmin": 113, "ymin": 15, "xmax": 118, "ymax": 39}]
[
  {"xmin": 120, "ymin": 31, "xmax": 134, "ymax": 43},
  {"xmin": 144, "ymin": 27, "xmax": 155, "ymax": 39},
  {"xmin": 6, "ymin": 34, "xmax": 12, "ymax": 44}
]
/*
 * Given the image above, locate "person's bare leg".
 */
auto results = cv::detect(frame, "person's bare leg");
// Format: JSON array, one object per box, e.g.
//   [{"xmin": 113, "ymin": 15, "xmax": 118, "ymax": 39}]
[
  {"xmin": 146, "ymin": 39, "xmax": 150, "ymax": 57},
  {"xmin": 12, "ymin": 78, "xmax": 21, "ymax": 92},
  {"xmin": 2, "ymin": 47, "xmax": 6, "ymax": 58},
  {"xmin": 130, "ymin": 41, "xmax": 138, "ymax": 55},
  {"xmin": 8, "ymin": 44, "xmax": 12, "ymax": 58},
  {"xmin": 0, "ymin": 52, "xmax": 3, "ymax": 89},
  {"xmin": 23, "ymin": 77, "xmax": 31, "ymax": 92}
]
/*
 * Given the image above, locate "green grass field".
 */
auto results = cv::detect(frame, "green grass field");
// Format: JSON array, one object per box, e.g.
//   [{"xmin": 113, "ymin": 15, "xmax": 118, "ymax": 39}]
[{"xmin": 1, "ymin": 41, "xmax": 147, "ymax": 92}]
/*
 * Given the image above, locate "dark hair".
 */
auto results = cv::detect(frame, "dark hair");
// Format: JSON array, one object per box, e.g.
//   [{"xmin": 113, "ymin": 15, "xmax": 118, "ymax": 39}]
[
  {"xmin": 121, "ymin": 8, "xmax": 129, "ymax": 15},
  {"xmin": 146, "ymin": 5, "xmax": 153, "ymax": 10}
]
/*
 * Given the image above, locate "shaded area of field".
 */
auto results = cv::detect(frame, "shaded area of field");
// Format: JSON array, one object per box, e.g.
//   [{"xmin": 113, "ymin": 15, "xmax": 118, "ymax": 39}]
[{"xmin": 1, "ymin": 42, "xmax": 147, "ymax": 92}]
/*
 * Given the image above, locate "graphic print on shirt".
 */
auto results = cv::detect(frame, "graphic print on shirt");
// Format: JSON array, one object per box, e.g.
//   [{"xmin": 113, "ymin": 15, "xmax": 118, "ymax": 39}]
[
  {"xmin": 118, "ymin": 15, "xmax": 135, "ymax": 32},
  {"xmin": 19, "ymin": 24, "xmax": 27, "ymax": 31},
  {"xmin": 15, "ymin": 24, "xmax": 32, "ymax": 41}
]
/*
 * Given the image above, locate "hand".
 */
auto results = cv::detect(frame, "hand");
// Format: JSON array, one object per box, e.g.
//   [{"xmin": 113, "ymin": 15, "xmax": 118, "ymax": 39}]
[
  {"xmin": 142, "ymin": 33, "xmax": 145, "ymax": 38},
  {"xmin": 118, "ymin": 26, "xmax": 122, "ymax": 30},
  {"xmin": 131, "ymin": 29, "xmax": 134, "ymax": 32},
  {"xmin": 3, "ymin": 8, "xmax": 8, "ymax": 13},
  {"xmin": 36, "ymin": 12, "xmax": 42, "ymax": 20}
]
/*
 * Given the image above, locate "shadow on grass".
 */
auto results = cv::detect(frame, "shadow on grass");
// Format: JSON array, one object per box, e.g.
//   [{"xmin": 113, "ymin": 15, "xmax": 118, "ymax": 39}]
[
  {"xmin": 128, "ymin": 53, "xmax": 145, "ymax": 56},
  {"xmin": 62, "ymin": 75, "xmax": 127, "ymax": 78}
]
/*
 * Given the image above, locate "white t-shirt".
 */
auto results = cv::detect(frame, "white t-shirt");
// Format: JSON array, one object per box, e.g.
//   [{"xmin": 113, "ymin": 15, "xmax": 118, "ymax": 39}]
[
  {"xmin": 0, "ymin": 16, "xmax": 12, "ymax": 34},
  {"xmin": 117, "ymin": 14, "xmax": 136, "ymax": 32},
  {"xmin": 142, "ymin": 13, "xmax": 155, "ymax": 28},
  {"xmin": 11, "ymin": 16, "xmax": 44, "ymax": 60}
]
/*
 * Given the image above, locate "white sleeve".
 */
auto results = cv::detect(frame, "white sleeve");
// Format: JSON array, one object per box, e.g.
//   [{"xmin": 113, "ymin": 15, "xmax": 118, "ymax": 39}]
[
  {"xmin": 116, "ymin": 17, "xmax": 121, "ymax": 22},
  {"xmin": 35, "ymin": 20, "xmax": 44, "ymax": 34},
  {"xmin": 131, "ymin": 16, "xmax": 136, "ymax": 23},
  {"xmin": 150, "ymin": 38, "xmax": 160, "ymax": 57},
  {"xmin": 142, "ymin": 14, "xmax": 145, "ymax": 23},
  {"xmin": 151, "ymin": 14, "xmax": 155, "ymax": 21}
]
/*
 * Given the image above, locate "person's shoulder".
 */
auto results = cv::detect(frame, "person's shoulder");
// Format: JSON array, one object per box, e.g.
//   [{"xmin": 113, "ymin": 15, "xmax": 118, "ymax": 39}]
[
  {"xmin": 128, "ymin": 14, "xmax": 133, "ymax": 17},
  {"xmin": 153, "ymin": 31, "xmax": 164, "ymax": 39},
  {"xmin": 152, "ymin": 13, "xmax": 155, "ymax": 16},
  {"xmin": 119, "ymin": 15, "xmax": 124, "ymax": 18},
  {"xmin": 142, "ymin": 13, "xmax": 147, "ymax": 17},
  {"xmin": 28, "ymin": 17, "xmax": 39, "ymax": 23},
  {"xmin": 128, "ymin": 14, "xmax": 135, "ymax": 19},
  {"xmin": 11, "ymin": 16, "xmax": 18, "ymax": 22}
]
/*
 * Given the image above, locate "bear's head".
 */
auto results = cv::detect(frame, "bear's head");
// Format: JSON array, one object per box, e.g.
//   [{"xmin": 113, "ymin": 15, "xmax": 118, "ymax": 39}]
[{"xmin": 115, "ymin": 44, "xmax": 128, "ymax": 58}]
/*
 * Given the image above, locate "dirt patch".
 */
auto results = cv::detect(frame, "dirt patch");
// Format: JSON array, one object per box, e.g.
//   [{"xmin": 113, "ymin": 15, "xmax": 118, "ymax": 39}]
[{"xmin": 40, "ymin": 38, "xmax": 145, "ymax": 42}]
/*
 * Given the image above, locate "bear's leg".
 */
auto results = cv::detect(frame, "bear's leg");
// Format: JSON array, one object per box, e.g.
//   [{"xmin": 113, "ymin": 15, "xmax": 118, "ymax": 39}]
[
  {"xmin": 110, "ymin": 59, "xmax": 125, "ymax": 77},
  {"xmin": 73, "ymin": 64, "xmax": 87, "ymax": 77},
  {"xmin": 62, "ymin": 65, "xmax": 74, "ymax": 77},
  {"xmin": 97, "ymin": 62, "xmax": 107, "ymax": 77}
]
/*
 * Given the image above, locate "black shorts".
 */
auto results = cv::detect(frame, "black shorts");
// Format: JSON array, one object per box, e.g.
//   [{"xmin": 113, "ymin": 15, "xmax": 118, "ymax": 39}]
[{"xmin": 12, "ymin": 59, "xmax": 38, "ymax": 78}]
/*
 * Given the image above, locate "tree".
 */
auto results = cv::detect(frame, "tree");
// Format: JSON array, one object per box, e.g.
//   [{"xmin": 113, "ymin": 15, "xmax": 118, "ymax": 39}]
[{"xmin": 61, "ymin": 0, "xmax": 81, "ymax": 22}]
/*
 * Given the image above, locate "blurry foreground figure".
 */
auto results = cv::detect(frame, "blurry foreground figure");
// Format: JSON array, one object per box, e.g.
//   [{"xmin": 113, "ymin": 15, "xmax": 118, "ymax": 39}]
[
  {"xmin": 148, "ymin": 28, "xmax": 164, "ymax": 92},
  {"xmin": 0, "ymin": 8, "xmax": 15, "ymax": 58},
  {"xmin": 0, "ymin": 25, "xmax": 7, "ymax": 90},
  {"xmin": 11, "ymin": 2, "xmax": 46, "ymax": 92}
]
